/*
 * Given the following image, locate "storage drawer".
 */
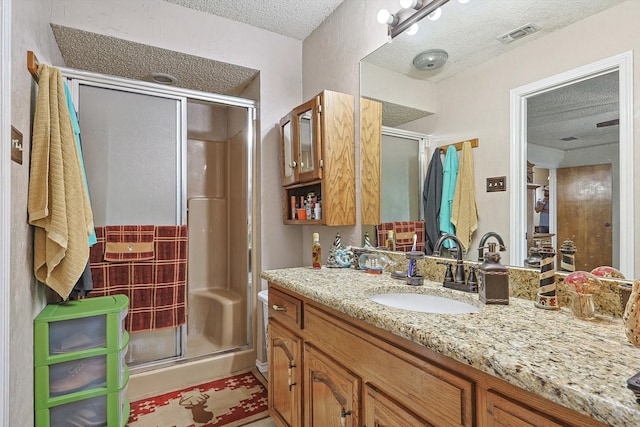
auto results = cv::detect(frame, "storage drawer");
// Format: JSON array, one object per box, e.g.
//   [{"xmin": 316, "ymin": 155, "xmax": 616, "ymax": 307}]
[
  {"xmin": 35, "ymin": 384, "xmax": 128, "ymax": 427},
  {"xmin": 268, "ymin": 286, "xmax": 303, "ymax": 329},
  {"xmin": 35, "ymin": 342, "xmax": 130, "ymax": 410},
  {"xmin": 34, "ymin": 295, "xmax": 129, "ymax": 365}
]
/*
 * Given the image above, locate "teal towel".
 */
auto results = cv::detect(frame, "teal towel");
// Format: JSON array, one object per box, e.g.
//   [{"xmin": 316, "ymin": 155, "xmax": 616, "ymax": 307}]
[
  {"xmin": 64, "ymin": 82, "xmax": 97, "ymax": 247},
  {"xmin": 439, "ymin": 145, "xmax": 458, "ymax": 248}
]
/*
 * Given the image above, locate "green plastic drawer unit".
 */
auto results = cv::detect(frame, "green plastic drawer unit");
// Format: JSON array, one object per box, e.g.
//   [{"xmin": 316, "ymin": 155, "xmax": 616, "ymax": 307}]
[
  {"xmin": 35, "ymin": 333, "xmax": 130, "ymax": 411},
  {"xmin": 34, "ymin": 295, "xmax": 129, "ymax": 366},
  {"xmin": 35, "ymin": 381, "xmax": 128, "ymax": 427},
  {"xmin": 121, "ymin": 399, "xmax": 130, "ymax": 427}
]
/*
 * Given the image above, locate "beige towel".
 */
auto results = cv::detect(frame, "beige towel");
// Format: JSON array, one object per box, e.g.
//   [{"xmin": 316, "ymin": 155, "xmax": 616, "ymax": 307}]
[
  {"xmin": 28, "ymin": 64, "xmax": 94, "ymax": 300},
  {"xmin": 451, "ymin": 141, "xmax": 478, "ymax": 250}
]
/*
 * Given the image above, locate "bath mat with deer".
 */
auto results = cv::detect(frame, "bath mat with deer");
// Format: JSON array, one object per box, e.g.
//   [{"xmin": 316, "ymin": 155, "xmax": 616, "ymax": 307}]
[{"xmin": 128, "ymin": 370, "xmax": 268, "ymax": 427}]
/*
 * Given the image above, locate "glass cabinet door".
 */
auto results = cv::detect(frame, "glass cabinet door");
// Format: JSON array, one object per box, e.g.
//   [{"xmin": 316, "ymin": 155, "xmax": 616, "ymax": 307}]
[
  {"xmin": 280, "ymin": 112, "xmax": 296, "ymax": 187},
  {"xmin": 293, "ymin": 97, "xmax": 322, "ymax": 183}
]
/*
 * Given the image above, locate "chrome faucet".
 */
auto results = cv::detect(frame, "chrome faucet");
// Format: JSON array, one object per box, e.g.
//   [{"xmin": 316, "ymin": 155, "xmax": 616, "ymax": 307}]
[
  {"xmin": 433, "ymin": 233, "xmax": 477, "ymax": 293},
  {"xmin": 477, "ymin": 232, "xmax": 506, "ymax": 263}
]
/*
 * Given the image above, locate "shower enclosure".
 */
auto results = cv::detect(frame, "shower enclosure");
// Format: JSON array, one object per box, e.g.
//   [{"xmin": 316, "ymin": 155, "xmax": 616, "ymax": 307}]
[{"xmin": 64, "ymin": 69, "xmax": 257, "ymax": 370}]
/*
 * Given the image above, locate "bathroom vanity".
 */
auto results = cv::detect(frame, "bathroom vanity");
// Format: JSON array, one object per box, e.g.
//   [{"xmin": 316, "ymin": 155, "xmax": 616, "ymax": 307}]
[{"xmin": 261, "ymin": 267, "xmax": 640, "ymax": 426}]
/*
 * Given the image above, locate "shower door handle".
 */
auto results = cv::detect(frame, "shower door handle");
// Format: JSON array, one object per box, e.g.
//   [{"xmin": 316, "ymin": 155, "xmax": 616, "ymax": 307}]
[{"xmin": 272, "ymin": 304, "xmax": 287, "ymax": 312}]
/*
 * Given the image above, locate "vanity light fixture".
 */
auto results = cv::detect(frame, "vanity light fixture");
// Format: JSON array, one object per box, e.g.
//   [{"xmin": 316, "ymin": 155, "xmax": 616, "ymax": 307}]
[
  {"xmin": 406, "ymin": 23, "xmax": 420, "ymax": 35},
  {"xmin": 379, "ymin": 0, "xmax": 450, "ymax": 39},
  {"xmin": 428, "ymin": 7, "xmax": 442, "ymax": 21}
]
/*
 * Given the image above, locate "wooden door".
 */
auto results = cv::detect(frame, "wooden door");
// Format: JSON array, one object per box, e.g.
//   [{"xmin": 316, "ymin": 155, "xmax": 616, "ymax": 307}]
[
  {"xmin": 269, "ymin": 322, "xmax": 302, "ymax": 427},
  {"xmin": 304, "ymin": 344, "xmax": 360, "ymax": 427},
  {"xmin": 556, "ymin": 164, "xmax": 612, "ymax": 271}
]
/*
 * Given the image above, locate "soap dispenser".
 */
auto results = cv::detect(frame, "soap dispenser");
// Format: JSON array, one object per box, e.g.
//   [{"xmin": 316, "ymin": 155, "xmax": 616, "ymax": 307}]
[{"xmin": 478, "ymin": 252, "xmax": 510, "ymax": 305}]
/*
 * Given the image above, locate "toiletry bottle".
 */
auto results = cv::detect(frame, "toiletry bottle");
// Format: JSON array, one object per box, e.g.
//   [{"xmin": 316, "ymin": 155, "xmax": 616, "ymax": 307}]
[
  {"xmin": 312, "ymin": 233, "xmax": 322, "ymax": 269},
  {"xmin": 314, "ymin": 201, "xmax": 321, "ymax": 220},
  {"xmin": 386, "ymin": 230, "xmax": 395, "ymax": 251}
]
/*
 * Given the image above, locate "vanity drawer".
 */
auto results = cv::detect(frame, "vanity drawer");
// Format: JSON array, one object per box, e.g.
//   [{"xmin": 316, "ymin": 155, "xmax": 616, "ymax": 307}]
[{"xmin": 268, "ymin": 287, "xmax": 303, "ymax": 329}]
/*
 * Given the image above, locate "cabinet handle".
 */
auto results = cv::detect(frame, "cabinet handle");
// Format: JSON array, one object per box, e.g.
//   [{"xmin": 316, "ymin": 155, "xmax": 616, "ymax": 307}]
[
  {"xmin": 340, "ymin": 408, "xmax": 352, "ymax": 427},
  {"xmin": 289, "ymin": 161, "xmax": 297, "ymax": 169},
  {"xmin": 272, "ymin": 304, "xmax": 287, "ymax": 312},
  {"xmin": 288, "ymin": 362, "xmax": 297, "ymax": 391}
]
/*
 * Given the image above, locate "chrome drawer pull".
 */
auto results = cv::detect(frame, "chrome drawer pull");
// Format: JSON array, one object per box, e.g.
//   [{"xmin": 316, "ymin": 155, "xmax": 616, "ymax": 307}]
[{"xmin": 272, "ymin": 304, "xmax": 287, "ymax": 312}]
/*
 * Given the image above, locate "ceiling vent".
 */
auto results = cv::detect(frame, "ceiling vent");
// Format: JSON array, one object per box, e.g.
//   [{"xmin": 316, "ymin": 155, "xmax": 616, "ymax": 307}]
[
  {"xmin": 496, "ymin": 23, "xmax": 540, "ymax": 44},
  {"xmin": 560, "ymin": 136, "xmax": 578, "ymax": 141}
]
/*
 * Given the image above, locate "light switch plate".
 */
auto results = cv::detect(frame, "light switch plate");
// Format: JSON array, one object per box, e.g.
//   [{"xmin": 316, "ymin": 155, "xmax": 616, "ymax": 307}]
[
  {"xmin": 11, "ymin": 126, "xmax": 23, "ymax": 165},
  {"xmin": 486, "ymin": 176, "xmax": 506, "ymax": 192}
]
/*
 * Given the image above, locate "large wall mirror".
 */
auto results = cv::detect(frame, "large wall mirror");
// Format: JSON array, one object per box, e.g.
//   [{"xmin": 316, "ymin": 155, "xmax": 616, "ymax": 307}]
[{"xmin": 359, "ymin": 0, "xmax": 634, "ymax": 277}]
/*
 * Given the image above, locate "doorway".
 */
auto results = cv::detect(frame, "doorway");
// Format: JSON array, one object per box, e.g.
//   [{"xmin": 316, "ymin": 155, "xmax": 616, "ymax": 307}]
[{"xmin": 510, "ymin": 51, "xmax": 634, "ymax": 277}]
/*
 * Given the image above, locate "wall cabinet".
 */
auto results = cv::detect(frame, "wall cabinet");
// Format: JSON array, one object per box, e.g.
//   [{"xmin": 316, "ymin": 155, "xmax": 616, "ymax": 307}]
[
  {"xmin": 267, "ymin": 284, "xmax": 607, "ymax": 427},
  {"xmin": 360, "ymin": 97, "xmax": 383, "ymax": 226},
  {"xmin": 279, "ymin": 90, "xmax": 355, "ymax": 226}
]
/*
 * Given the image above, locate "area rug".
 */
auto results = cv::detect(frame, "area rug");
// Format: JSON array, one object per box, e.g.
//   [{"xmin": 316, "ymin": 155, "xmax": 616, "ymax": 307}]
[{"xmin": 128, "ymin": 370, "xmax": 269, "ymax": 427}]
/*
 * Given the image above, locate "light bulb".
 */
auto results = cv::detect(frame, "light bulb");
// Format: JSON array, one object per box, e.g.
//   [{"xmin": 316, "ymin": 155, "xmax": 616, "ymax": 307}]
[
  {"xmin": 400, "ymin": 0, "xmax": 417, "ymax": 8},
  {"xmin": 406, "ymin": 23, "xmax": 419, "ymax": 35},
  {"xmin": 428, "ymin": 7, "xmax": 442, "ymax": 21},
  {"xmin": 377, "ymin": 9, "xmax": 391, "ymax": 24}
]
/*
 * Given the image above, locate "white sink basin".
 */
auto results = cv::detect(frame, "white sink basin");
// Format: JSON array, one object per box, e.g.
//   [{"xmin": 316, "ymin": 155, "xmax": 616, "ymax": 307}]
[{"xmin": 369, "ymin": 293, "xmax": 479, "ymax": 314}]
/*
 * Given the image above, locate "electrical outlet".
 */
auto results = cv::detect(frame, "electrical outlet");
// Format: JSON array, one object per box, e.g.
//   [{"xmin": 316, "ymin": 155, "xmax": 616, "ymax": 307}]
[{"xmin": 486, "ymin": 176, "xmax": 506, "ymax": 192}]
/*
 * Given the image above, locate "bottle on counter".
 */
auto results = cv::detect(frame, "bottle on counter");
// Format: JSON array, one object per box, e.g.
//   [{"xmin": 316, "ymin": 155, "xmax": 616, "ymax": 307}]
[
  {"xmin": 312, "ymin": 233, "xmax": 322, "ymax": 269},
  {"xmin": 385, "ymin": 230, "xmax": 395, "ymax": 251}
]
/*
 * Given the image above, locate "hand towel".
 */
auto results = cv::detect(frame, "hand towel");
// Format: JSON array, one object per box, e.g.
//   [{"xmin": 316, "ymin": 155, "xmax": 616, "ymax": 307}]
[
  {"xmin": 28, "ymin": 64, "xmax": 95, "ymax": 300},
  {"xmin": 439, "ymin": 145, "xmax": 459, "ymax": 248},
  {"xmin": 423, "ymin": 149, "xmax": 443, "ymax": 254},
  {"xmin": 64, "ymin": 81, "xmax": 97, "ymax": 247},
  {"xmin": 451, "ymin": 141, "xmax": 478, "ymax": 250}
]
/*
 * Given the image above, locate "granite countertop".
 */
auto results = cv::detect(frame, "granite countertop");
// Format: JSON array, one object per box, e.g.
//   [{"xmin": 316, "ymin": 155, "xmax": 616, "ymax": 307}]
[{"xmin": 261, "ymin": 266, "xmax": 640, "ymax": 426}]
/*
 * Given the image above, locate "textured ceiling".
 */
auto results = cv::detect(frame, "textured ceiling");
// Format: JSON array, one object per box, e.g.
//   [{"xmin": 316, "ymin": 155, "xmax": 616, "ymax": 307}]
[
  {"xmin": 51, "ymin": 25, "xmax": 259, "ymax": 97},
  {"xmin": 161, "ymin": 0, "xmax": 347, "ymax": 40},
  {"xmin": 363, "ymin": 0, "xmax": 625, "ymax": 141},
  {"xmin": 364, "ymin": 0, "xmax": 627, "ymax": 84},
  {"xmin": 51, "ymin": 0, "xmax": 625, "ymax": 143}
]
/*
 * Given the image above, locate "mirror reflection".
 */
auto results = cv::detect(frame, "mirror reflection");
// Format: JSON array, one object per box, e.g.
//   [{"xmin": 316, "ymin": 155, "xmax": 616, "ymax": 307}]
[{"xmin": 359, "ymin": 0, "xmax": 632, "ymax": 276}]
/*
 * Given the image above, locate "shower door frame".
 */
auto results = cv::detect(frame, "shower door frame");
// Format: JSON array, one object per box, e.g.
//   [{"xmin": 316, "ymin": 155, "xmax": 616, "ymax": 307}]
[{"xmin": 63, "ymin": 67, "xmax": 257, "ymax": 369}]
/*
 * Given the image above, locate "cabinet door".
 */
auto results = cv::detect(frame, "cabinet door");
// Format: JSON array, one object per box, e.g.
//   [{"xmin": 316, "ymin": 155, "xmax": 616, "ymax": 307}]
[
  {"xmin": 304, "ymin": 344, "xmax": 360, "ymax": 427},
  {"xmin": 485, "ymin": 390, "xmax": 565, "ymax": 427},
  {"xmin": 293, "ymin": 97, "xmax": 322, "ymax": 184},
  {"xmin": 364, "ymin": 385, "xmax": 432, "ymax": 427},
  {"xmin": 280, "ymin": 112, "xmax": 297, "ymax": 187},
  {"xmin": 269, "ymin": 322, "xmax": 302, "ymax": 427}
]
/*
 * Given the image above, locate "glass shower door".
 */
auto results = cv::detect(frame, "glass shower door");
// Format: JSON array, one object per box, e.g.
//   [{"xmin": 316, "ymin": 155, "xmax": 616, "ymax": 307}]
[{"xmin": 76, "ymin": 82, "xmax": 185, "ymax": 366}]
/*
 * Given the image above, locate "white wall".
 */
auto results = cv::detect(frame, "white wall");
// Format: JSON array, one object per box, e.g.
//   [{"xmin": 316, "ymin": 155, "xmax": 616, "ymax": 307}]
[
  {"xmin": 426, "ymin": 1, "xmax": 640, "ymax": 267},
  {"xmin": 301, "ymin": 0, "xmax": 394, "ymax": 255},
  {"xmin": 48, "ymin": 0, "xmax": 304, "ymax": 275},
  {"xmin": 10, "ymin": 1, "xmax": 65, "ymax": 424}
]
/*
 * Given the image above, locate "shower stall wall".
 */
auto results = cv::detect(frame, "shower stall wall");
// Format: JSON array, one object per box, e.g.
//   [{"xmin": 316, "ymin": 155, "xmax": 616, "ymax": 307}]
[
  {"xmin": 65, "ymin": 70, "xmax": 256, "ymax": 370},
  {"xmin": 185, "ymin": 102, "xmax": 249, "ymax": 358}
]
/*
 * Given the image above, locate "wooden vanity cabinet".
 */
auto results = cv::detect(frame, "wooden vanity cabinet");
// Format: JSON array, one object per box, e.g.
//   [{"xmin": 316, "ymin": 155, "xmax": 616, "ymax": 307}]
[
  {"xmin": 279, "ymin": 90, "xmax": 355, "ymax": 226},
  {"xmin": 303, "ymin": 344, "xmax": 360, "ymax": 427},
  {"xmin": 268, "ymin": 288, "xmax": 303, "ymax": 427},
  {"xmin": 267, "ymin": 284, "xmax": 606, "ymax": 427}
]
